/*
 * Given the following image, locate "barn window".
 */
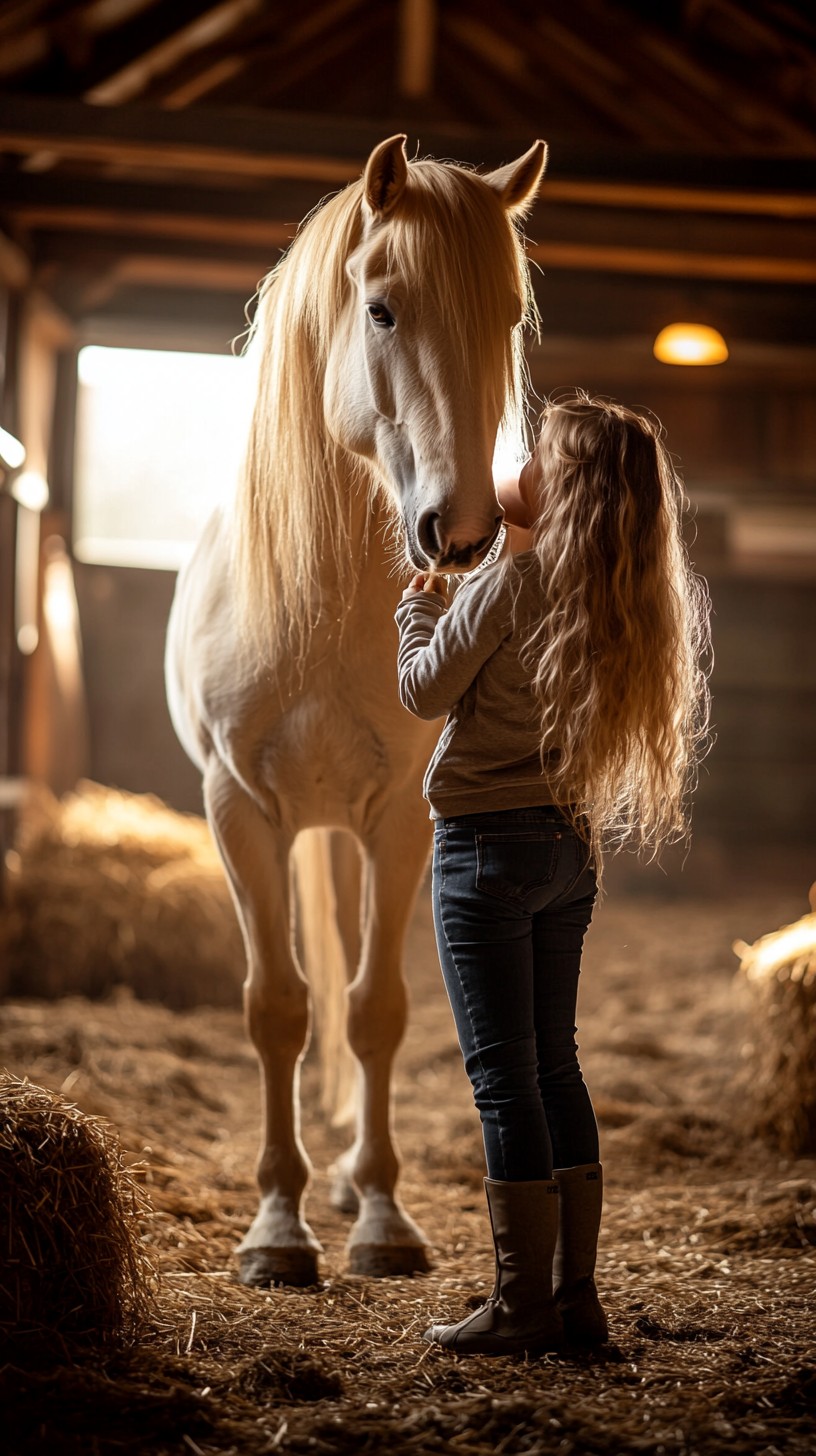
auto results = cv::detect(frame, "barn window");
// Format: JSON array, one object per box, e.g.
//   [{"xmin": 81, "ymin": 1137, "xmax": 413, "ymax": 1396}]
[{"xmin": 74, "ymin": 345, "xmax": 253, "ymax": 570}]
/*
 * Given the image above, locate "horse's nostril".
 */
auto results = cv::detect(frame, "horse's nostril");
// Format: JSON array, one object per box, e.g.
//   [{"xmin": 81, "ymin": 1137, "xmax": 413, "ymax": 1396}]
[{"xmin": 417, "ymin": 510, "xmax": 441, "ymax": 560}]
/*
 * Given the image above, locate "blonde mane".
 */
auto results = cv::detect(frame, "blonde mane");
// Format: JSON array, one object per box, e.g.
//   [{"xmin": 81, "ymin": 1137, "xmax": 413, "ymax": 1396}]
[{"xmin": 232, "ymin": 158, "xmax": 537, "ymax": 664}]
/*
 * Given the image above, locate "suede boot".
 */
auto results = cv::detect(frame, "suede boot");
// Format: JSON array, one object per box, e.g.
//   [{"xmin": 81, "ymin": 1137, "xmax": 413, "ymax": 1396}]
[
  {"xmin": 424, "ymin": 1177, "xmax": 564, "ymax": 1355},
  {"xmin": 553, "ymin": 1162, "xmax": 608, "ymax": 1343}
]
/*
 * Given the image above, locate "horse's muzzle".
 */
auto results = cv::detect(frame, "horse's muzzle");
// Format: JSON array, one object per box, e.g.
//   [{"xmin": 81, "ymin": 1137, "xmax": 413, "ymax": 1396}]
[{"xmin": 417, "ymin": 510, "xmax": 505, "ymax": 572}]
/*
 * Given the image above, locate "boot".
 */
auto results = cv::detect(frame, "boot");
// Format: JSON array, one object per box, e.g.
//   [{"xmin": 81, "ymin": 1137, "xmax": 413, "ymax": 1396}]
[
  {"xmin": 553, "ymin": 1162, "xmax": 608, "ymax": 1344},
  {"xmin": 423, "ymin": 1178, "xmax": 564, "ymax": 1355}
]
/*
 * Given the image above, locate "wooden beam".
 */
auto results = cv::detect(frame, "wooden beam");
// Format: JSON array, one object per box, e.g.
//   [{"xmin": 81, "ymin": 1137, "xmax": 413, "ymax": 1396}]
[
  {"xmin": 155, "ymin": 0, "xmax": 366, "ymax": 107},
  {"xmin": 398, "ymin": 0, "xmax": 436, "ymax": 99},
  {"xmin": 6, "ymin": 173, "xmax": 815, "ymax": 285},
  {"xmin": 542, "ymin": 179, "xmax": 816, "ymax": 221},
  {"xmin": 0, "ymin": 171, "xmax": 323, "ymax": 242},
  {"xmin": 1, "ymin": 93, "xmax": 815, "ymax": 199},
  {"xmin": 88, "ymin": 253, "xmax": 267, "ymax": 294},
  {"xmin": 528, "ymin": 240, "xmax": 816, "ymax": 285},
  {"xmin": 84, "ymin": 0, "xmax": 264, "ymax": 104},
  {"xmin": 16, "ymin": 203, "xmax": 292, "ymax": 249}
]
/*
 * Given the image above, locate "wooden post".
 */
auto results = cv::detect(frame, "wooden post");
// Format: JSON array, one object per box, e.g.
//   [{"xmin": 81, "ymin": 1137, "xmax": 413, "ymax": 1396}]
[{"xmin": 0, "ymin": 289, "xmax": 24, "ymax": 904}]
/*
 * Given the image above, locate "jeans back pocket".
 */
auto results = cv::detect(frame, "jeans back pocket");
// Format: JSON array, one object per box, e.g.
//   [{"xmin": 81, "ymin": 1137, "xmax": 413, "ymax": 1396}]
[{"xmin": 475, "ymin": 831, "xmax": 561, "ymax": 908}]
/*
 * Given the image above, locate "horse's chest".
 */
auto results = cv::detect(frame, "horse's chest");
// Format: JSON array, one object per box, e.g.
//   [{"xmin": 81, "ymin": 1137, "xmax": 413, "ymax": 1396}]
[{"xmin": 251, "ymin": 696, "xmax": 419, "ymax": 831}]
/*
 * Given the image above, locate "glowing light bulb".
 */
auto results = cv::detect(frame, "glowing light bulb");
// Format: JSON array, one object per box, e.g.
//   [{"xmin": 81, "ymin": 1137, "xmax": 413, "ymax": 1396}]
[{"xmin": 653, "ymin": 323, "xmax": 729, "ymax": 366}]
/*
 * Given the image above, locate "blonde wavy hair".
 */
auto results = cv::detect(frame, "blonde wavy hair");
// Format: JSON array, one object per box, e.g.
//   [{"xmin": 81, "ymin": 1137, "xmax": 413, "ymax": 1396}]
[{"xmin": 521, "ymin": 390, "xmax": 711, "ymax": 870}]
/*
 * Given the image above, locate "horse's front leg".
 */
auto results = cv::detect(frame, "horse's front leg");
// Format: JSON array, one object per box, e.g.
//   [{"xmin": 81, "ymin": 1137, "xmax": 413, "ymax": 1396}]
[
  {"xmin": 204, "ymin": 759, "xmax": 320, "ymax": 1287},
  {"xmin": 344, "ymin": 793, "xmax": 433, "ymax": 1276}
]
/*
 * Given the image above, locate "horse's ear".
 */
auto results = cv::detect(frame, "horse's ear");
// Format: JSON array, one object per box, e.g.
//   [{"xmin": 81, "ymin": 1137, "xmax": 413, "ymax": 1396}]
[
  {"xmin": 483, "ymin": 140, "xmax": 548, "ymax": 217},
  {"xmin": 363, "ymin": 135, "xmax": 409, "ymax": 220}
]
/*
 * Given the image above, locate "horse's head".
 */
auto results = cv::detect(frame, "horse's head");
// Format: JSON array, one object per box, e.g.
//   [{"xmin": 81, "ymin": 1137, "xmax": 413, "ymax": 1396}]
[{"xmin": 324, "ymin": 136, "xmax": 548, "ymax": 572}]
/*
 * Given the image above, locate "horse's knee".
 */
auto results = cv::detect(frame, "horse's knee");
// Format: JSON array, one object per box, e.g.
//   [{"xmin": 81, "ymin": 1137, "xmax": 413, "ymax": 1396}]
[
  {"xmin": 346, "ymin": 973, "xmax": 407, "ymax": 1060},
  {"xmin": 245, "ymin": 979, "xmax": 310, "ymax": 1057}
]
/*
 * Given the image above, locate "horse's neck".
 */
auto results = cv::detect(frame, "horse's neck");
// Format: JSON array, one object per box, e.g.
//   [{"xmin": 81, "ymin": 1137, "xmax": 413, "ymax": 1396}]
[{"xmin": 324, "ymin": 459, "xmax": 398, "ymax": 608}]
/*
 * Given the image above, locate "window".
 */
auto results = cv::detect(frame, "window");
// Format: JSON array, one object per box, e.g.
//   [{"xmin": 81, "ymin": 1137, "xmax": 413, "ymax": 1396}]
[{"xmin": 74, "ymin": 345, "xmax": 254, "ymax": 569}]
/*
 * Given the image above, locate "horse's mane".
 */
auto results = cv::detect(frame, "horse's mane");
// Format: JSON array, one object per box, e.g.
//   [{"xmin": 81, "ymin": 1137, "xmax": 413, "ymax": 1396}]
[{"xmin": 233, "ymin": 157, "xmax": 537, "ymax": 664}]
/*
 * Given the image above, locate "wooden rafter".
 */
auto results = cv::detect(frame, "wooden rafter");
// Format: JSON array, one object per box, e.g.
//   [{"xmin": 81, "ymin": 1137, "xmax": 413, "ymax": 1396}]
[
  {"xmin": 83, "ymin": 0, "xmax": 264, "ymax": 103},
  {"xmin": 398, "ymin": 0, "xmax": 436, "ymax": 99}
]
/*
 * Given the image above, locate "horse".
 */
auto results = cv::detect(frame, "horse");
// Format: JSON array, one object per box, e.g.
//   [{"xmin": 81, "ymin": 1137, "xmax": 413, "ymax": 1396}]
[{"xmin": 165, "ymin": 134, "xmax": 547, "ymax": 1287}]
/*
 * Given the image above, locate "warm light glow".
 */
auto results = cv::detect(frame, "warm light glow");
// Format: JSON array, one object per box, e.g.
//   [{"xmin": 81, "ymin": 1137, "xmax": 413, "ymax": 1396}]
[
  {"xmin": 0, "ymin": 425, "xmax": 26, "ymax": 472},
  {"xmin": 75, "ymin": 344, "xmax": 252, "ymax": 570},
  {"xmin": 17, "ymin": 622, "xmax": 39, "ymax": 655},
  {"xmin": 734, "ymin": 915, "xmax": 816, "ymax": 982},
  {"xmin": 492, "ymin": 429, "xmax": 527, "ymax": 484},
  {"xmin": 11, "ymin": 469, "xmax": 50, "ymax": 512},
  {"xmin": 653, "ymin": 323, "xmax": 729, "ymax": 366}
]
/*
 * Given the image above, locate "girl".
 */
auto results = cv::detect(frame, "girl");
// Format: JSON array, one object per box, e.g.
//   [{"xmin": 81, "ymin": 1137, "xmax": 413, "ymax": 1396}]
[{"xmin": 395, "ymin": 391, "xmax": 710, "ymax": 1357}]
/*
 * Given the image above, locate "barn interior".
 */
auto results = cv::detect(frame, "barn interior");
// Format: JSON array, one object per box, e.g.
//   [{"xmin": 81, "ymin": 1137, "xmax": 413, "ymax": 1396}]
[{"xmin": 0, "ymin": 4, "xmax": 814, "ymax": 1455}]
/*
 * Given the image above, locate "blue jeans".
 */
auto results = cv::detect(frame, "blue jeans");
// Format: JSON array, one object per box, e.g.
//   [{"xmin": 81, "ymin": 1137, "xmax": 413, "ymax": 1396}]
[{"xmin": 432, "ymin": 806, "xmax": 599, "ymax": 1182}]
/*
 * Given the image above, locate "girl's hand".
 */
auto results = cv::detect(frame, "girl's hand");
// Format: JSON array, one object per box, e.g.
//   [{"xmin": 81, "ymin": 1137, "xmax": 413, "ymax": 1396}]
[{"xmin": 402, "ymin": 572, "xmax": 448, "ymax": 601}]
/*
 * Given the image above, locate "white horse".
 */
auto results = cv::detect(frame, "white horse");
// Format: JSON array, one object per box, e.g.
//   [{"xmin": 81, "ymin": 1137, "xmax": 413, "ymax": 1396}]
[{"xmin": 165, "ymin": 134, "xmax": 547, "ymax": 1286}]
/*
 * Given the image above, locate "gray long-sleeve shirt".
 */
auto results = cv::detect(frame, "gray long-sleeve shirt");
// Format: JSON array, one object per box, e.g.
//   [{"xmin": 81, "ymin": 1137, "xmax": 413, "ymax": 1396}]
[{"xmin": 395, "ymin": 553, "xmax": 561, "ymax": 819}]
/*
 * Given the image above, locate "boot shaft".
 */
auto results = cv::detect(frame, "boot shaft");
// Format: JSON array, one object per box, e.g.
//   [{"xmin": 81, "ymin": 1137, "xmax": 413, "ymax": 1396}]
[
  {"xmin": 553, "ymin": 1163, "xmax": 603, "ymax": 1286},
  {"xmin": 485, "ymin": 1176, "xmax": 559, "ymax": 1301}
]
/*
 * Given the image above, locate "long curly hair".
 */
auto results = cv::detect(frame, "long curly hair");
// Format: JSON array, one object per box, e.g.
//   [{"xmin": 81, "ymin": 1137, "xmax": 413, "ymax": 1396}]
[{"xmin": 521, "ymin": 391, "xmax": 711, "ymax": 872}]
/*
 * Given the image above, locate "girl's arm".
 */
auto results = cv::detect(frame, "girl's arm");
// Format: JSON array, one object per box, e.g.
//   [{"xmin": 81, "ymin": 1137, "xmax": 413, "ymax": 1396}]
[{"xmin": 395, "ymin": 575, "xmax": 509, "ymax": 720}]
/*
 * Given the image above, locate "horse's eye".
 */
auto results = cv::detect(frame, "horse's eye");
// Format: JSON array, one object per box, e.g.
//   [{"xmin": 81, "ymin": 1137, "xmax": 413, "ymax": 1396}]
[{"xmin": 366, "ymin": 302, "xmax": 395, "ymax": 329}]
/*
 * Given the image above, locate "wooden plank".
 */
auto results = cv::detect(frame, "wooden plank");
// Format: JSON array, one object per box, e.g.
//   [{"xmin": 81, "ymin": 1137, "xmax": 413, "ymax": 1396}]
[
  {"xmin": 1, "ymin": 93, "xmax": 815, "ymax": 197},
  {"xmin": 0, "ymin": 172, "xmax": 325, "ymax": 221},
  {"xmin": 75, "ymin": 253, "xmax": 267, "ymax": 300},
  {"xmin": 398, "ymin": 0, "xmax": 437, "ymax": 98},
  {"xmin": 0, "ymin": 94, "xmax": 523, "ymax": 181},
  {"xmin": 0, "ymin": 286, "xmax": 24, "ymax": 901},
  {"xmin": 7, "ymin": 185, "xmax": 815, "ymax": 285},
  {"xmin": 84, "ymin": 0, "xmax": 264, "ymax": 105},
  {"xmin": 528, "ymin": 240, "xmax": 816, "ymax": 285},
  {"xmin": 542, "ymin": 179, "xmax": 816, "ymax": 221}
]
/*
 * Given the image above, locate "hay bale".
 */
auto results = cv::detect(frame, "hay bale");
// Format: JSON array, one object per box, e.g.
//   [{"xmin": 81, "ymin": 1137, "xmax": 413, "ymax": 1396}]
[
  {"xmin": 0, "ymin": 1074, "xmax": 154, "ymax": 1361},
  {"xmin": 0, "ymin": 780, "xmax": 243, "ymax": 1008},
  {"xmin": 734, "ymin": 907, "xmax": 816, "ymax": 1155}
]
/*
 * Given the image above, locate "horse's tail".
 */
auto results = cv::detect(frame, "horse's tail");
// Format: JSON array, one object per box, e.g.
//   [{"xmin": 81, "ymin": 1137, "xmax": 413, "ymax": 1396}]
[{"xmin": 292, "ymin": 828, "xmax": 361, "ymax": 1127}]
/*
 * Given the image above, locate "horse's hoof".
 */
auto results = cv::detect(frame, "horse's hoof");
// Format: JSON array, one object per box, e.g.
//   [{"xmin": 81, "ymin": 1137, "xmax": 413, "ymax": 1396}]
[
  {"xmin": 238, "ymin": 1246, "xmax": 320, "ymax": 1288},
  {"xmin": 348, "ymin": 1243, "xmax": 431, "ymax": 1277}
]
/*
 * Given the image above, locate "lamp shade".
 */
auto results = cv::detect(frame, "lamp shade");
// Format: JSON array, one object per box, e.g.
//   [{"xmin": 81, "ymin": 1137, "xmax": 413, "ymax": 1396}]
[{"xmin": 653, "ymin": 323, "xmax": 729, "ymax": 366}]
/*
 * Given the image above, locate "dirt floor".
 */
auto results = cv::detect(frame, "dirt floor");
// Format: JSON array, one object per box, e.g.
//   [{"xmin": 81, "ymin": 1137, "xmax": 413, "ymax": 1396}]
[{"xmin": 2, "ymin": 873, "xmax": 815, "ymax": 1456}]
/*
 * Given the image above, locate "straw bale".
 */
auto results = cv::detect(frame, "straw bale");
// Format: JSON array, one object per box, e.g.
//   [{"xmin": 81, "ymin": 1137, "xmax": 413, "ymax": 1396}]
[
  {"xmin": 0, "ymin": 1074, "xmax": 155, "ymax": 1361},
  {"xmin": 734, "ymin": 906, "xmax": 816, "ymax": 1155},
  {"xmin": 1, "ymin": 780, "xmax": 243, "ymax": 1009}
]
